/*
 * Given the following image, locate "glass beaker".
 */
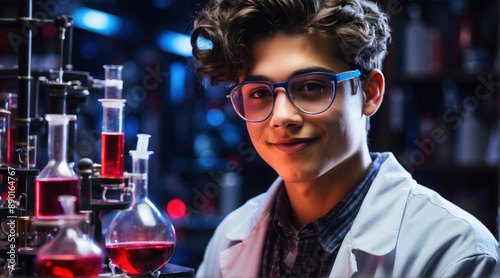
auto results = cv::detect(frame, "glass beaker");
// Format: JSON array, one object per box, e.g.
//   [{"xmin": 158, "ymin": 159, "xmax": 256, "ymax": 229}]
[
  {"xmin": 104, "ymin": 65, "xmax": 123, "ymax": 99},
  {"xmin": 35, "ymin": 114, "xmax": 79, "ymax": 218},
  {"xmin": 36, "ymin": 195, "xmax": 103, "ymax": 277},
  {"xmin": 105, "ymin": 134, "xmax": 176, "ymax": 277},
  {"xmin": 99, "ymin": 99, "xmax": 126, "ymax": 179}
]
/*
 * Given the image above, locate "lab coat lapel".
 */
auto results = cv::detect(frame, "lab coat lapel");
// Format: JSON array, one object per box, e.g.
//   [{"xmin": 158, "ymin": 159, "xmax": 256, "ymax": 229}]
[
  {"xmin": 330, "ymin": 232, "xmax": 358, "ymax": 277},
  {"xmin": 330, "ymin": 153, "xmax": 414, "ymax": 277},
  {"xmin": 351, "ymin": 153, "xmax": 413, "ymax": 254},
  {"xmin": 219, "ymin": 217, "xmax": 269, "ymax": 277},
  {"xmin": 219, "ymin": 178, "xmax": 283, "ymax": 278}
]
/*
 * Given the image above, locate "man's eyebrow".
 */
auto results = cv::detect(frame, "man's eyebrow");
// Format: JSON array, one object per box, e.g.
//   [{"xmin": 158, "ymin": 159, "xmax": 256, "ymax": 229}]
[
  {"xmin": 242, "ymin": 75, "xmax": 270, "ymax": 82},
  {"xmin": 291, "ymin": 66, "xmax": 336, "ymax": 76},
  {"xmin": 242, "ymin": 66, "xmax": 337, "ymax": 83}
]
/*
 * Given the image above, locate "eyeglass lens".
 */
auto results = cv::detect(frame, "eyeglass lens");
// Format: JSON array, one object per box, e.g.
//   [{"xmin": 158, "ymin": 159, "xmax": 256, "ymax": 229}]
[{"xmin": 231, "ymin": 74, "xmax": 335, "ymax": 122}]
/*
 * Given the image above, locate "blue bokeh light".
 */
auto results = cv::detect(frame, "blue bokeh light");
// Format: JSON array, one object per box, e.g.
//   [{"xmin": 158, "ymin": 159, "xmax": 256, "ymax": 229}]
[
  {"xmin": 207, "ymin": 109, "xmax": 224, "ymax": 127},
  {"xmin": 170, "ymin": 62, "xmax": 185, "ymax": 104},
  {"xmin": 157, "ymin": 31, "xmax": 191, "ymax": 57},
  {"xmin": 73, "ymin": 8, "xmax": 121, "ymax": 36},
  {"xmin": 157, "ymin": 31, "xmax": 213, "ymax": 57},
  {"xmin": 219, "ymin": 123, "xmax": 241, "ymax": 147},
  {"xmin": 198, "ymin": 150, "xmax": 217, "ymax": 168}
]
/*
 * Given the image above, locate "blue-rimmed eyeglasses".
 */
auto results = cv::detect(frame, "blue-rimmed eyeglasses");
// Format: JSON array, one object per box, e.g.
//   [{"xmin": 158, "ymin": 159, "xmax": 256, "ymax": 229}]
[{"xmin": 226, "ymin": 69, "xmax": 362, "ymax": 123}]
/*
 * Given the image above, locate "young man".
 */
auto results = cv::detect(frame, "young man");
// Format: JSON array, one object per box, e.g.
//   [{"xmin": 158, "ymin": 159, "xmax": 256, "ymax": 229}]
[{"xmin": 190, "ymin": 0, "xmax": 500, "ymax": 277}]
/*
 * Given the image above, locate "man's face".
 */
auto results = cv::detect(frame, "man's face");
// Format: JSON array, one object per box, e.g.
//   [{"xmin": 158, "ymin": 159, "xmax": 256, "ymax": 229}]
[{"xmin": 243, "ymin": 33, "xmax": 368, "ymax": 183}]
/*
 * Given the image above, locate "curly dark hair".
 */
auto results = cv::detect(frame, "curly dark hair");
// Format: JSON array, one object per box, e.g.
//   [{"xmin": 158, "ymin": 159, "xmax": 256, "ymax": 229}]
[{"xmin": 191, "ymin": 0, "xmax": 391, "ymax": 85}]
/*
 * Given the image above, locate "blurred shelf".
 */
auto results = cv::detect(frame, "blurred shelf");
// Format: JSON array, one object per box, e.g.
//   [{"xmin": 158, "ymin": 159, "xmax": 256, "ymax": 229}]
[{"xmin": 389, "ymin": 72, "xmax": 499, "ymax": 85}]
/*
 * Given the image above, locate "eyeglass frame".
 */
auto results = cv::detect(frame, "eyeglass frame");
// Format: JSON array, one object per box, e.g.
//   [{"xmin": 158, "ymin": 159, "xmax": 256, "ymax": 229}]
[{"xmin": 226, "ymin": 69, "xmax": 362, "ymax": 123}]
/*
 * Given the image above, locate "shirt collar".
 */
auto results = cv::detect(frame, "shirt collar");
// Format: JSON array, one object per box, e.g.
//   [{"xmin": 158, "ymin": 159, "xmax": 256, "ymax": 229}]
[
  {"xmin": 314, "ymin": 154, "xmax": 382, "ymax": 253},
  {"xmin": 271, "ymin": 185, "xmax": 295, "ymax": 238}
]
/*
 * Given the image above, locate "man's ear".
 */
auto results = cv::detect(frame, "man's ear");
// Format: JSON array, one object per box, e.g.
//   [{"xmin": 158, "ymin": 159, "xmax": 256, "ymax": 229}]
[{"xmin": 362, "ymin": 69, "xmax": 385, "ymax": 116}]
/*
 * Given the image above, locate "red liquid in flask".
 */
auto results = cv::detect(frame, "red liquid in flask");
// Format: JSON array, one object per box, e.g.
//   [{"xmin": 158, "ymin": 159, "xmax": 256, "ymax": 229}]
[
  {"xmin": 35, "ymin": 177, "xmax": 79, "ymax": 218},
  {"xmin": 101, "ymin": 132, "xmax": 125, "ymax": 178},
  {"xmin": 106, "ymin": 241, "xmax": 175, "ymax": 276},
  {"xmin": 37, "ymin": 254, "xmax": 103, "ymax": 277}
]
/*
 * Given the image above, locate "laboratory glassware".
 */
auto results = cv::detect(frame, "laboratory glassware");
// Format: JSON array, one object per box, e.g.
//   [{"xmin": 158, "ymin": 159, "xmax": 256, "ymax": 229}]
[
  {"xmin": 35, "ymin": 114, "xmax": 79, "ymax": 218},
  {"xmin": 104, "ymin": 65, "xmax": 123, "ymax": 99},
  {"xmin": 105, "ymin": 134, "xmax": 176, "ymax": 277},
  {"xmin": 6, "ymin": 93, "xmax": 18, "ymax": 167},
  {"xmin": 36, "ymin": 195, "xmax": 103, "ymax": 277},
  {"xmin": 99, "ymin": 99, "xmax": 126, "ymax": 179}
]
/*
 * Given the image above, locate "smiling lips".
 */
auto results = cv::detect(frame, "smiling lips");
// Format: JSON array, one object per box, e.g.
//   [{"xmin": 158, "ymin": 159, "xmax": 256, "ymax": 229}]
[{"xmin": 271, "ymin": 137, "xmax": 317, "ymax": 153}]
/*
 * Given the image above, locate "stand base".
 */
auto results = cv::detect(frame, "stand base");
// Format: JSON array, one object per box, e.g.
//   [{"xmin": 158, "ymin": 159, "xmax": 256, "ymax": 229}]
[
  {"xmin": 157, "ymin": 264, "xmax": 195, "ymax": 277},
  {"xmin": 98, "ymin": 264, "xmax": 194, "ymax": 277}
]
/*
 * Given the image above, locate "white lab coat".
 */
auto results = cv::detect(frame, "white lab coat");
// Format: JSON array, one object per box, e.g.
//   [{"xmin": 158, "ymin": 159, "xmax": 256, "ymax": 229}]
[{"xmin": 196, "ymin": 152, "xmax": 500, "ymax": 277}]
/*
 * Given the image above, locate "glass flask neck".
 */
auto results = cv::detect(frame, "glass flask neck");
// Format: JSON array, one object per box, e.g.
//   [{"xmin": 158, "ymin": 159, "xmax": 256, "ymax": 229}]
[
  {"xmin": 46, "ymin": 114, "xmax": 75, "ymax": 163},
  {"xmin": 56, "ymin": 195, "xmax": 85, "ymax": 240},
  {"xmin": 59, "ymin": 221, "xmax": 83, "ymax": 240},
  {"xmin": 130, "ymin": 151, "xmax": 153, "ymax": 202},
  {"xmin": 134, "ymin": 162, "xmax": 148, "ymax": 201},
  {"xmin": 49, "ymin": 122, "xmax": 67, "ymax": 163}
]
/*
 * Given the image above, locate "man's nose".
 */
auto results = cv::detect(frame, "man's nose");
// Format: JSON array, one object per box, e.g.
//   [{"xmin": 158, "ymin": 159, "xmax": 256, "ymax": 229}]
[{"xmin": 269, "ymin": 88, "xmax": 303, "ymax": 128}]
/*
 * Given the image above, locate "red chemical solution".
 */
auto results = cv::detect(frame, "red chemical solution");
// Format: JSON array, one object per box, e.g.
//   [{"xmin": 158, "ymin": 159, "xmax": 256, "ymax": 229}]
[
  {"xmin": 101, "ymin": 132, "xmax": 125, "ymax": 178},
  {"xmin": 35, "ymin": 177, "xmax": 79, "ymax": 218},
  {"xmin": 106, "ymin": 241, "xmax": 175, "ymax": 275},
  {"xmin": 37, "ymin": 254, "xmax": 103, "ymax": 277},
  {"xmin": 7, "ymin": 126, "xmax": 17, "ymax": 166}
]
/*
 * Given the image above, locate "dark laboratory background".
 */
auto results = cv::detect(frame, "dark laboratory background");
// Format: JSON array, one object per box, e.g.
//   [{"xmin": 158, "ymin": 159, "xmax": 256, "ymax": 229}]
[{"xmin": 0, "ymin": 0, "xmax": 498, "ymax": 271}]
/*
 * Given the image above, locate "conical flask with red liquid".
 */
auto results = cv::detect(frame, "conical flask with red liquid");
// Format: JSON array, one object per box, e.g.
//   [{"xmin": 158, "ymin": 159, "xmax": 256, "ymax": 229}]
[
  {"xmin": 105, "ymin": 134, "xmax": 176, "ymax": 277},
  {"xmin": 36, "ymin": 195, "xmax": 104, "ymax": 277},
  {"xmin": 35, "ymin": 114, "xmax": 79, "ymax": 218}
]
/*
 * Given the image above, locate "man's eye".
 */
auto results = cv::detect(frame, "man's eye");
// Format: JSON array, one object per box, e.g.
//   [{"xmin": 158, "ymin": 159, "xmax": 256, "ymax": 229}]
[
  {"xmin": 298, "ymin": 82, "xmax": 324, "ymax": 93},
  {"xmin": 249, "ymin": 89, "xmax": 272, "ymax": 99}
]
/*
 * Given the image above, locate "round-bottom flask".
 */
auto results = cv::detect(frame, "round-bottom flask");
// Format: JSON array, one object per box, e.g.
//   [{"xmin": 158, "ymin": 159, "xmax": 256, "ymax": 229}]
[
  {"xmin": 105, "ymin": 134, "xmax": 176, "ymax": 277},
  {"xmin": 36, "ymin": 196, "xmax": 104, "ymax": 277}
]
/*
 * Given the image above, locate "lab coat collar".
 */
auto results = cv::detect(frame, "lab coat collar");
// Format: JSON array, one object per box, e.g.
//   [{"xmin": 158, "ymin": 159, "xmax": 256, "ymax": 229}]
[
  {"xmin": 224, "ymin": 177, "xmax": 282, "ymax": 241},
  {"xmin": 220, "ymin": 178, "xmax": 282, "ymax": 277},
  {"xmin": 329, "ymin": 152, "xmax": 414, "ymax": 277},
  {"xmin": 348, "ymin": 152, "xmax": 413, "ymax": 256}
]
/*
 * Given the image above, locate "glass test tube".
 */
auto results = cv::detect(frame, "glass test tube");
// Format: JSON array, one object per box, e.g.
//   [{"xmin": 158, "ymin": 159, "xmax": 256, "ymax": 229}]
[
  {"xmin": 100, "ymin": 99, "xmax": 126, "ymax": 179},
  {"xmin": 104, "ymin": 65, "xmax": 123, "ymax": 99}
]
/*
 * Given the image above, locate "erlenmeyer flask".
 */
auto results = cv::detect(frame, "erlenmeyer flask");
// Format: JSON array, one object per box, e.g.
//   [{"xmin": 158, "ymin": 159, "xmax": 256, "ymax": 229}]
[
  {"xmin": 36, "ymin": 195, "xmax": 104, "ymax": 277},
  {"xmin": 35, "ymin": 114, "xmax": 79, "ymax": 218},
  {"xmin": 105, "ymin": 134, "xmax": 176, "ymax": 277}
]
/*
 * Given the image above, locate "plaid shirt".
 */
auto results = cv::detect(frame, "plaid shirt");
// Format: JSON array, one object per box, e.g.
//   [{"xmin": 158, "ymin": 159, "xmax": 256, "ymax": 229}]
[{"xmin": 260, "ymin": 154, "xmax": 382, "ymax": 277}]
